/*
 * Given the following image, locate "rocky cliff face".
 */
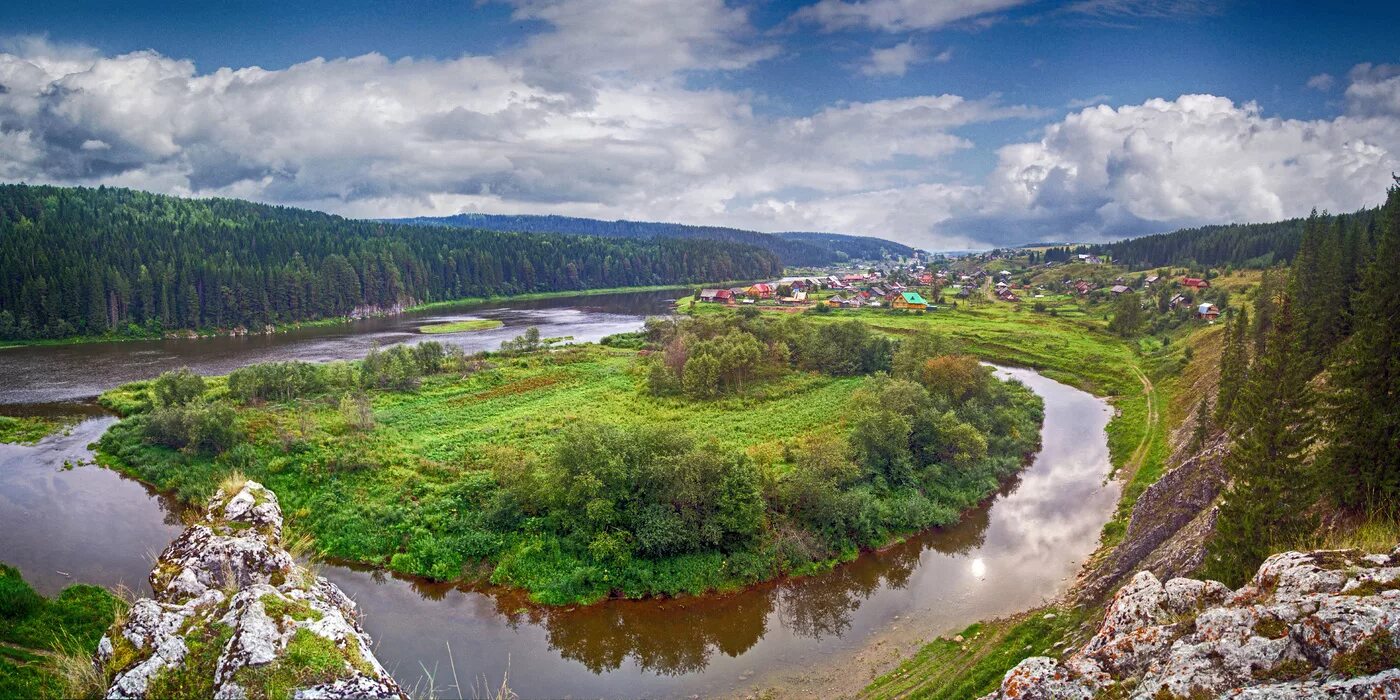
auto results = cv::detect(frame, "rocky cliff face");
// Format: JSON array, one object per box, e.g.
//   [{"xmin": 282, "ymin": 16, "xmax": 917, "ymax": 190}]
[
  {"xmin": 984, "ymin": 547, "xmax": 1400, "ymax": 699},
  {"xmin": 98, "ymin": 481, "xmax": 405, "ymax": 699}
]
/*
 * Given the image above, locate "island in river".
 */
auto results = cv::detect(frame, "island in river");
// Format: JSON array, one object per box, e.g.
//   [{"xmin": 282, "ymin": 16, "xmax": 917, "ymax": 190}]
[
  {"xmin": 93, "ymin": 308, "xmax": 1046, "ymax": 606},
  {"xmin": 2, "ymin": 288, "xmax": 1124, "ymax": 698}
]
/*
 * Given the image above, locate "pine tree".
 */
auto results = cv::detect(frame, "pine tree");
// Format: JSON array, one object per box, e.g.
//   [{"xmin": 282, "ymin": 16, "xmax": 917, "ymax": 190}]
[
  {"xmin": 1189, "ymin": 394, "xmax": 1212, "ymax": 454},
  {"xmin": 1320, "ymin": 184, "xmax": 1400, "ymax": 509},
  {"xmin": 1214, "ymin": 309, "xmax": 1249, "ymax": 428},
  {"xmin": 1205, "ymin": 295, "xmax": 1316, "ymax": 586}
]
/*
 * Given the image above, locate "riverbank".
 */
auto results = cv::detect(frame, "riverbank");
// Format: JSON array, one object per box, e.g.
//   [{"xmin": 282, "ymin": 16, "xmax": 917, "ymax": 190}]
[
  {"xmin": 0, "ymin": 282, "xmax": 711, "ymax": 351},
  {"xmin": 2, "ymin": 335, "xmax": 1118, "ymax": 698}
]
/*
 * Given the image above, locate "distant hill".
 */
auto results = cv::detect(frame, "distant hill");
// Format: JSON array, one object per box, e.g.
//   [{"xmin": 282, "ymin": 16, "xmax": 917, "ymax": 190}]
[{"xmin": 389, "ymin": 214, "xmax": 915, "ymax": 266}]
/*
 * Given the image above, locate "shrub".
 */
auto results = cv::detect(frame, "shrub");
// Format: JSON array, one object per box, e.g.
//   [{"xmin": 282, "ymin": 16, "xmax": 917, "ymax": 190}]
[
  {"xmin": 152, "ymin": 368, "xmax": 206, "ymax": 407},
  {"xmin": 228, "ymin": 361, "xmax": 329, "ymax": 403},
  {"xmin": 143, "ymin": 403, "xmax": 242, "ymax": 455}
]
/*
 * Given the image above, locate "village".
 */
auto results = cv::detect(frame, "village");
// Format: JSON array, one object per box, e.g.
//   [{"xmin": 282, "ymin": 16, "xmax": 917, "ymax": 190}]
[{"xmin": 692, "ymin": 249, "xmax": 1229, "ymax": 322}]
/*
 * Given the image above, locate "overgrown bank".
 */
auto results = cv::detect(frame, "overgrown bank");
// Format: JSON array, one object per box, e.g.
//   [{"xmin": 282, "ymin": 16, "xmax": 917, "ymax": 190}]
[
  {"xmin": 0, "ymin": 563, "xmax": 125, "ymax": 699},
  {"xmin": 95, "ymin": 313, "xmax": 1043, "ymax": 605}
]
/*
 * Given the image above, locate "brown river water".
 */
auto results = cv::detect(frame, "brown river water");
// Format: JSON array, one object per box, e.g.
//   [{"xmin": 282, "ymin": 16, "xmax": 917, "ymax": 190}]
[{"xmin": 0, "ymin": 290, "xmax": 1119, "ymax": 698}]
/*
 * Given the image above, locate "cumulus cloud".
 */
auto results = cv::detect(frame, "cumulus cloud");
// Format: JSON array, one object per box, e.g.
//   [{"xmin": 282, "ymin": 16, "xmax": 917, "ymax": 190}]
[
  {"xmin": 1, "ymin": 17, "xmax": 1398, "ymax": 251},
  {"xmin": 949, "ymin": 90, "xmax": 1400, "ymax": 244},
  {"xmin": 792, "ymin": 0, "xmax": 1028, "ymax": 32},
  {"xmin": 0, "ymin": 33, "xmax": 1038, "ymax": 242},
  {"xmin": 860, "ymin": 40, "xmax": 923, "ymax": 76},
  {"xmin": 1344, "ymin": 63, "xmax": 1400, "ymax": 117}
]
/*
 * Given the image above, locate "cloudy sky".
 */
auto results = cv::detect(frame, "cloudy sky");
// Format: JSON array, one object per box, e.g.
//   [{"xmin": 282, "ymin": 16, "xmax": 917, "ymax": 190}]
[{"xmin": 1, "ymin": 1, "xmax": 1397, "ymax": 249}]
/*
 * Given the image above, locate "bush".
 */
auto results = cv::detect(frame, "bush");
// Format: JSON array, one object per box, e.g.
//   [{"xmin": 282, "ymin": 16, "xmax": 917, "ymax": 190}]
[
  {"xmin": 152, "ymin": 368, "xmax": 206, "ymax": 407},
  {"xmin": 360, "ymin": 345, "xmax": 423, "ymax": 391},
  {"xmin": 143, "ymin": 403, "xmax": 243, "ymax": 455},
  {"xmin": 228, "ymin": 361, "xmax": 330, "ymax": 403}
]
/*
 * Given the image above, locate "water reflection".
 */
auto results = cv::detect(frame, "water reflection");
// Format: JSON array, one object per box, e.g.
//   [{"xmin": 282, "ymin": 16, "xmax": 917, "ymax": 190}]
[
  {"xmin": 313, "ymin": 368, "xmax": 1117, "ymax": 698},
  {"xmin": 0, "ymin": 415, "xmax": 187, "ymax": 597},
  {"xmin": 0, "ymin": 289, "xmax": 683, "ymax": 405},
  {"xmin": 0, "ymin": 310, "xmax": 1120, "ymax": 699}
]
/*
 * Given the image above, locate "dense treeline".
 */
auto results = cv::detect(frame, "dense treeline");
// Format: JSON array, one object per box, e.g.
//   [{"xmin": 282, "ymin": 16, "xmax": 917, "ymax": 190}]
[
  {"xmin": 1204, "ymin": 184, "xmax": 1399, "ymax": 585},
  {"xmin": 0, "ymin": 184, "xmax": 782, "ymax": 340},
  {"xmin": 392, "ymin": 213, "xmax": 915, "ymax": 266},
  {"xmin": 1079, "ymin": 207, "xmax": 1380, "ymax": 269}
]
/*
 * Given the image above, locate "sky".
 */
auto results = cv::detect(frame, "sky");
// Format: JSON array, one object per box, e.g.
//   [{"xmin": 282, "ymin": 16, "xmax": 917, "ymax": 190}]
[{"xmin": 1, "ymin": 1, "xmax": 1397, "ymax": 249}]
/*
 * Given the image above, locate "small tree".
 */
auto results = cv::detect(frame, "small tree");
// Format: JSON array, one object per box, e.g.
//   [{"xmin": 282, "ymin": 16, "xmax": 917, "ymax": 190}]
[
  {"xmin": 340, "ymin": 393, "xmax": 375, "ymax": 432},
  {"xmin": 1108, "ymin": 293, "xmax": 1144, "ymax": 337},
  {"xmin": 152, "ymin": 367, "xmax": 205, "ymax": 407}
]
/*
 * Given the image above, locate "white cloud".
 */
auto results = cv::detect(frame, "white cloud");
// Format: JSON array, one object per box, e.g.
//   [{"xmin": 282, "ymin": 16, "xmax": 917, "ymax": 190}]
[
  {"xmin": 792, "ymin": 0, "xmax": 1029, "ymax": 32},
  {"xmin": 0, "ymin": 35, "xmax": 1035, "ymax": 244},
  {"xmin": 1344, "ymin": 63, "xmax": 1400, "ymax": 117},
  {"xmin": 954, "ymin": 90, "xmax": 1400, "ymax": 244},
  {"xmin": 1, "ymin": 22, "xmax": 1397, "ymax": 252},
  {"xmin": 507, "ymin": 0, "xmax": 777, "ymax": 78},
  {"xmin": 1306, "ymin": 72, "xmax": 1335, "ymax": 91},
  {"xmin": 860, "ymin": 40, "xmax": 923, "ymax": 77}
]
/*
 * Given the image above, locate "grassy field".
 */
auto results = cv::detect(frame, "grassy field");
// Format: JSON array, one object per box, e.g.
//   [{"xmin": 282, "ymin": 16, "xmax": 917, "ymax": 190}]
[
  {"xmin": 416, "ymin": 319, "xmax": 504, "ymax": 334},
  {"xmin": 97, "ymin": 344, "xmax": 894, "ymax": 599},
  {"xmin": 860, "ymin": 608, "xmax": 1085, "ymax": 700},
  {"xmin": 0, "ymin": 563, "xmax": 125, "ymax": 699}
]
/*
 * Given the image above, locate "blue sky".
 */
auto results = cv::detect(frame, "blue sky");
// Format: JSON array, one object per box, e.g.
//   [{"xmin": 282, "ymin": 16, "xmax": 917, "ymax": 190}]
[{"xmin": 1, "ymin": 0, "xmax": 1397, "ymax": 248}]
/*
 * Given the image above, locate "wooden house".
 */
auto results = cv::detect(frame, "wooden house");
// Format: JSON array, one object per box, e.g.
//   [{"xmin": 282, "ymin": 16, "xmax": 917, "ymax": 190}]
[{"xmin": 893, "ymin": 291, "xmax": 928, "ymax": 310}]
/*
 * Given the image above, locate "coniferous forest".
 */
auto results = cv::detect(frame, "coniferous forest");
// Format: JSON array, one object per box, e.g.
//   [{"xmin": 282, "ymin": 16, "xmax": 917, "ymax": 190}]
[
  {"xmin": 0, "ymin": 184, "xmax": 782, "ymax": 340},
  {"xmin": 1202, "ymin": 183, "xmax": 1399, "ymax": 584},
  {"xmin": 391, "ymin": 213, "xmax": 915, "ymax": 266},
  {"xmin": 1079, "ymin": 207, "xmax": 1381, "ymax": 269}
]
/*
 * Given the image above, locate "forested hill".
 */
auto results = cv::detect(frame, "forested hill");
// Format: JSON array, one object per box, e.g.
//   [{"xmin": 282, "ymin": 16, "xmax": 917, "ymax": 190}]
[
  {"xmin": 390, "ymin": 213, "xmax": 915, "ymax": 266},
  {"xmin": 1080, "ymin": 206, "xmax": 1380, "ymax": 269},
  {"xmin": 0, "ymin": 184, "xmax": 782, "ymax": 340}
]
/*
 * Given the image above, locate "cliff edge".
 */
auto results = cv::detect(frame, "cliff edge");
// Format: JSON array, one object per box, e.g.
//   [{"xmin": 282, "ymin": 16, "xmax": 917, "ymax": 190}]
[{"xmin": 97, "ymin": 480, "xmax": 405, "ymax": 699}]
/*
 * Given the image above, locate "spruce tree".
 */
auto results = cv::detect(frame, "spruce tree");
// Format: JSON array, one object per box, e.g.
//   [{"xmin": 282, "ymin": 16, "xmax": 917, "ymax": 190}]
[
  {"xmin": 1321, "ymin": 184, "xmax": 1400, "ymax": 509},
  {"xmin": 1205, "ymin": 294, "xmax": 1316, "ymax": 586},
  {"xmin": 1214, "ymin": 309, "xmax": 1250, "ymax": 428}
]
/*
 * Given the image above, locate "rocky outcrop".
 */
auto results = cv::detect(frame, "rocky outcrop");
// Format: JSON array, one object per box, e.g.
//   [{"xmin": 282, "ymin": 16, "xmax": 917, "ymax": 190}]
[
  {"xmin": 1073, "ymin": 434, "xmax": 1228, "ymax": 604},
  {"xmin": 98, "ymin": 481, "xmax": 404, "ymax": 699},
  {"xmin": 984, "ymin": 547, "xmax": 1400, "ymax": 699}
]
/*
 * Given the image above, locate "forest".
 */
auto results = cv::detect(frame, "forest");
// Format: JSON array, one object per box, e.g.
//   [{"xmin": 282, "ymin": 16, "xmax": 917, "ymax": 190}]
[
  {"xmin": 391, "ymin": 212, "xmax": 914, "ymax": 266},
  {"xmin": 0, "ymin": 184, "xmax": 783, "ymax": 341},
  {"xmin": 1075, "ymin": 206, "xmax": 1381, "ymax": 269},
  {"xmin": 95, "ymin": 314, "xmax": 1042, "ymax": 605},
  {"xmin": 1196, "ymin": 185, "xmax": 1399, "ymax": 585}
]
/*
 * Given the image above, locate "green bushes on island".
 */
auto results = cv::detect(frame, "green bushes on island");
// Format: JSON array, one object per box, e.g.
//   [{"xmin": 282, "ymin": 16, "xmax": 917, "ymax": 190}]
[
  {"xmin": 417, "ymin": 319, "xmax": 504, "ymax": 334},
  {"xmin": 97, "ymin": 319, "xmax": 1043, "ymax": 604}
]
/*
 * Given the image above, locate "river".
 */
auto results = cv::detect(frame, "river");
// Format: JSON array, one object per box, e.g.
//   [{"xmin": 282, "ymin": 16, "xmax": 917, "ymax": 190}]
[{"xmin": 0, "ymin": 289, "xmax": 1119, "ymax": 699}]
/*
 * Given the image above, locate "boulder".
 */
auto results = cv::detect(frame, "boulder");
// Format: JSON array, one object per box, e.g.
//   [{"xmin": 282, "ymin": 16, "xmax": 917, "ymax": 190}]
[
  {"xmin": 982, "ymin": 547, "xmax": 1400, "ymax": 699},
  {"xmin": 98, "ymin": 480, "xmax": 405, "ymax": 699}
]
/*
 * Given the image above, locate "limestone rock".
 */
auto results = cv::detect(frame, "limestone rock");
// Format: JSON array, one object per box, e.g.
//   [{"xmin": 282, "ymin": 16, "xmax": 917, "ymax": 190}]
[
  {"xmin": 982, "ymin": 548, "xmax": 1400, "ymax": 699},
  {"xmin": 99, "ymin": 481, "xmax": 404, "ymax": 699}
]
